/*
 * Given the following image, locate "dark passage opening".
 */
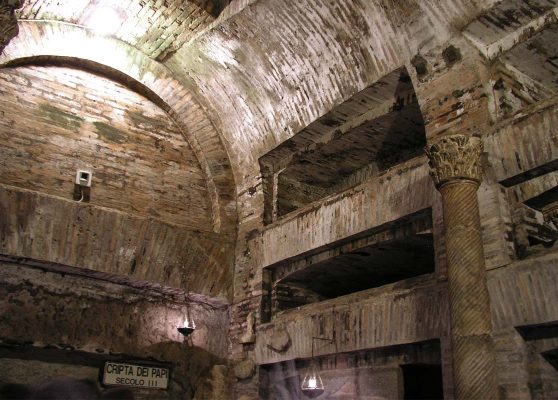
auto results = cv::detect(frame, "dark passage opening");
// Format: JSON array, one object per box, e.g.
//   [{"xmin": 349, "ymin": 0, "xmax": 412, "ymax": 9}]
[
  {"xmin": 262, "ymin": 209, "xmax": 435, "ymax": 318},
  {"xmin": 260, "ymin": 67, "xmax": 427, "ymax": 224},
  {"xmin": 401, "ymin": 364, "xmax": 444, "ymax": 400},
  {"xmin": 275, "ymin": 233, "xmax": 434, "ymax": 304}
]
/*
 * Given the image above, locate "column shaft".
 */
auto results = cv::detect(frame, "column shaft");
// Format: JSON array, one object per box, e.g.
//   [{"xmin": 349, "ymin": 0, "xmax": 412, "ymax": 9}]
[
  {"xmin": 426, "ymin": 135, "xmax": 497, "ymax": 400},
  {"xmin": 440, "ymin": 180, "xmax": 497, "ymax": 400}
]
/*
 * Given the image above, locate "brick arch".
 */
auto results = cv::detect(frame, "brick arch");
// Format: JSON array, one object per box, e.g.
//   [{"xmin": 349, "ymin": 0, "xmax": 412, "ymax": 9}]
[
  {"xmin": 171, "ymin": 0, "xmax": 499, "ymax": 200},
  {"xmin": 0, "ymin": 20, "xmax": 237, "ymax": 234}
]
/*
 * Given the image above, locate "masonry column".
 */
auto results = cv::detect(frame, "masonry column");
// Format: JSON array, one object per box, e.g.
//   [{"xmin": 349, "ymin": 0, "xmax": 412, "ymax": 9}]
[{"xmin": 426, "ymin": 134, "xmax": 497, "ymax": 400}]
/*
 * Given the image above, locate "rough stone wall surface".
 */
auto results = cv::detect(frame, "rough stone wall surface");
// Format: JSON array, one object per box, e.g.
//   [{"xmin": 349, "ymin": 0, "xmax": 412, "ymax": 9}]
[
  {"xmin": 1, "ymin": 0, "xmax": 558, "ymax": 398},
  {"xmin": 0, "ymin": 186, "xmax": 234, "ymax": 298},
  {"xmin": 175, "ymin": 5, "xmax": 502, "ymax": 396},
  {"xmin": 253, "ymin": 250, "xmax": 558, "ymax": 398},
  {"xmin": 226, "ymin": 33, "xmax": 556, "ymax": 400},
  {"xmin": 169, "ymin": 0, "xmax": 499, "ymax": 196},
  {"xmin": 255, "ymin": 275, "xmax": 448, "ymax": 365},
  {"xmin": 488, "ymin": 252, "xmax": 558, "ymax": 330},
  {"xmin": 17, "ymin": 0, "xmax": 216, "ymax": 60},
  {"xmin": 0, "ymin": 359, "xmax": 100, "ymax": 387},
  {"xmin": 463, "ymin": 0, "xmax": 558, "ymax": 61},
  {"xmin": 489, "ymin": 252, "xmax": 558, "ymax": 400},
  {"xmin": 0, "ymin": 262, "xmax": 230, "ymax": 398},
  {"xmin": 261, "ymin": 158, "xmax": 434, "ymax": 268},
  {"xmin": 485, "ymin": 98, "xmax": 558, "ymax": 182},
  {"xmin": 260, "ymin": 153, "xmax": 513, "ymax": 273},
  {"xmin": 17, "ymin": 0, "xmax": 255, "ymax": 61},
  {"xmin": 260, "ymin": 342, "xmax": 441, "ymax": 400}
]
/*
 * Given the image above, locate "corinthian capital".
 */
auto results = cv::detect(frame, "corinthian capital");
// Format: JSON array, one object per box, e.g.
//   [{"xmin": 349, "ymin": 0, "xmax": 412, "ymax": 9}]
[{"xmin": 425, "ymin": 134, "xmax": 483, "ymax": 188}]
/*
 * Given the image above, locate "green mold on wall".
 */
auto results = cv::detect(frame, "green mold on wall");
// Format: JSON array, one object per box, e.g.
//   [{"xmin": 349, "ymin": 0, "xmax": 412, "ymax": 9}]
[
  {"xmin": 39, "ymin": 104, "xmax": 83, "ymax": 131},
  {"xmin": 93, "ymin": 121, "xmax": 127, "ymax": 144}
]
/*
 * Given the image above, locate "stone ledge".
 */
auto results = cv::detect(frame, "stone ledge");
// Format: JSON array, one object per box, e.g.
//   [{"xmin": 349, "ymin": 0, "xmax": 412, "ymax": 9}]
[{"xmin": 255, "ymin": 275, "xmax": 447, "ymax": 365}]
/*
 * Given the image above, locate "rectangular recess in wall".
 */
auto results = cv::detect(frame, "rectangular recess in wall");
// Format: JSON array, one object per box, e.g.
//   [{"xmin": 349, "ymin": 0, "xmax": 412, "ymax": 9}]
[
  {"xmin": 503, "ymin": 173, "xmax": 558, "ymax": 259},
  {"xmin": 259, "ymin": 67, "xmax": 426, "ymax": 224},
  {"xmin": 260, "ymin": 208, "xmax": 434, "ymax": 321},
  {"xmin": 499, "ymin": 159, "xmax": 558, "ymax": 188}
]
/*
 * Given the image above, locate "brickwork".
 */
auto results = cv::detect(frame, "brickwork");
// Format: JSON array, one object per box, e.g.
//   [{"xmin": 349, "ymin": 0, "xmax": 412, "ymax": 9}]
[
  {"xmin": 1, "ymin": 0, "xmax": 558, "ymax": 399},
  {"xmin": 0, "ymin": 64, "xmax": 237, "ymax": 298},
  {"xmin": 0, "ymin": 21, "xmax": 238, "ymax": 235},
  {"xmin": 17, "ymin": 0, "xmax": 230, "ymax": 60},
  {"xmin": 0, "ymin": 65, "xmax": 211, "ymax": 228},
  {"xmin": 0, "ymin": 185, "xmax": 234, "ymax": 297}
]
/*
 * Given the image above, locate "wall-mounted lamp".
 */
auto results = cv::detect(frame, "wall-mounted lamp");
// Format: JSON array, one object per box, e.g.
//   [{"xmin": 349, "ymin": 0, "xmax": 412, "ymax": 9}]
[
  {"xmin": 177, "ymin": 276, "xmax": 196, "ymax": 337},
  {"xmin": 177, "ymin": 317, "xmax": 196, "ymax": 337},
  {"xmin": 74, "ymin": 169, "xmax": 92, "ymax": 202},
  {"xmin": 301, "ymin": 336, "xmax": 335, "ymax": 398},
  {"xmin": 177, "ymin": 296, "xmax": 196, "ymax": 337}
]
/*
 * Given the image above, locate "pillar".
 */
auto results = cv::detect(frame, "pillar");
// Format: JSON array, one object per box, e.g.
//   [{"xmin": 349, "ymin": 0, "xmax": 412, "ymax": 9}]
[{"xmin": 426, "ymin": 134, "xmax": 497, "ymax": 399}]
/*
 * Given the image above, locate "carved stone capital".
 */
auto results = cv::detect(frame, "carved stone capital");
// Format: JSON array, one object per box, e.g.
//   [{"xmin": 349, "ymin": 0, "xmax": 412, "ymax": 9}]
[
  {"xmin": 425, "ymin": 134, "xmax": 483, "ymax": 188},
  {"xmin": 0, "ymin": 0, "xmax": 22, "ymax": 55}
]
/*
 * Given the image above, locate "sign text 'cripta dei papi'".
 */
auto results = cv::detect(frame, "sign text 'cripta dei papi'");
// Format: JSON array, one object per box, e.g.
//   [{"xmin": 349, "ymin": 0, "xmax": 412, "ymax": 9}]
[{"xmin": 102, "ymin": 362, "xmax": 170, "ymax": 390}]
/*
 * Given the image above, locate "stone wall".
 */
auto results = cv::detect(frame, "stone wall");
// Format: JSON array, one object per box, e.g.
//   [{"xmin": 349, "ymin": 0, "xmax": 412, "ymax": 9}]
[
  {"xmin": 0, "ymin": 65, "xmax": 235, "ymax": 298},
  {"xmin": 0, "ymin": 260, "xmax": 231, "ymax": 399},
  {"xmin": 259, "ymin": 341, "xmax": 442, "ymax": 400},
  {"xmin": 0, "ymin": 65, "xmax": 210, "ymax": 228},
  {"xmin": 223, "ymin": 2, "xmax": 558, "ymax": 398},
  {"xmin": 260, "ymin": 157, "xmax": 434, "ymax": 268},
  {"xmin": 0, "ymin": 20, "xmax": 238, "ymax": 236},
  {"xmin": 256, "ymin": 275, "xmax": 447, "ymax": 365},
  {"xmin": 2, "ymin": 0, "xmax": 558, "ymax": 398},
  {"xmin": 0, "ymin": 186, "xmax": 234, "ymax": 298}
]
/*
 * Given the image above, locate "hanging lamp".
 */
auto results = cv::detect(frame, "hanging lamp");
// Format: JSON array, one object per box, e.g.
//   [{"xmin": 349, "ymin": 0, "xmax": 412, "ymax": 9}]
[
  {"xmin": 177, "ymin": 273, "xmax": 196, "ymax": 337},
  {"xmin": 301, "ymin": 337, "xmax": 334, "ymax": 398},
  {"xmin": 177, "ymin": 303, "xmax": 196, "ymax": 337}
]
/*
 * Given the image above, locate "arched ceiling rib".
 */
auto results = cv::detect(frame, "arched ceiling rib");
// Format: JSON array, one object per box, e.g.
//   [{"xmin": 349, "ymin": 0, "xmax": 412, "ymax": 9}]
[
  {"xmin": 16, "ymin": 0, "xmax": 255, "ymax": 61},
  {"xmin": 166, "ymin": 0, "xmax": 501, "ymax": 195},
  {"xmin": 0, "ymin": 20, "xmax": 236, "ymax": 233},
  {"xmin": 7, "ymin": 0, "xmax": 529, "ymax": 217}
]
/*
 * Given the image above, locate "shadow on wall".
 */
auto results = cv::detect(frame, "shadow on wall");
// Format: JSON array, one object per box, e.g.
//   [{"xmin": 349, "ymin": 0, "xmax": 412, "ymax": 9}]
[
  {"xmin": 259, "ymin": 341, "xmax": 444, "ymax": 399},
  {"xmin": 0, "ymin": 341, "xmax": 228, "ymax": 400},
  {"xmin": 142, "ymin": 340, "xmax": 229, "ymax": 398},
  {"xmin": 0, "ymin": 378, "xmax": 134, "ymax": 400}
]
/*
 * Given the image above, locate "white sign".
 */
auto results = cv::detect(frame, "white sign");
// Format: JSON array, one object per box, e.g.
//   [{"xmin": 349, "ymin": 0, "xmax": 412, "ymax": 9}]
[{"xmin": 102, "ymin": 362, "xmax": 170, "ymax": 390}]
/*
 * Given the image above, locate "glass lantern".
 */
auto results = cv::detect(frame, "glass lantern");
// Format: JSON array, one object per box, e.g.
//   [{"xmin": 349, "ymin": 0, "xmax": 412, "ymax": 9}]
[
  {"xmin": 301, "ymin": 366, "xmax": 325, "ymax": 398},
  {"xmin": 300, "ymin": 336, "xmax": 334, "ymax": 398},
  {"xmin": 177, "ymin": 296, "xmax": 196, "ymax": 337}
]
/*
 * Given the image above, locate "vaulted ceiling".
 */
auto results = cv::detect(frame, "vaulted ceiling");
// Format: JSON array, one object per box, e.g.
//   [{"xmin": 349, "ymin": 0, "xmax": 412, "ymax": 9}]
[
  {"xmin": 17, "ymin": 0, "xmax": 232, "ymax": 60},
  {"xmin": 5, "ymin": 0, "xmax": 558, "ymax": 214},
  {"xmin": 2, "ymin": 0, "xmax": 558, "ymax": 299},
  {"xmin": 7, "ymin": 0, "xmax": 509, "ymax": 197}
]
